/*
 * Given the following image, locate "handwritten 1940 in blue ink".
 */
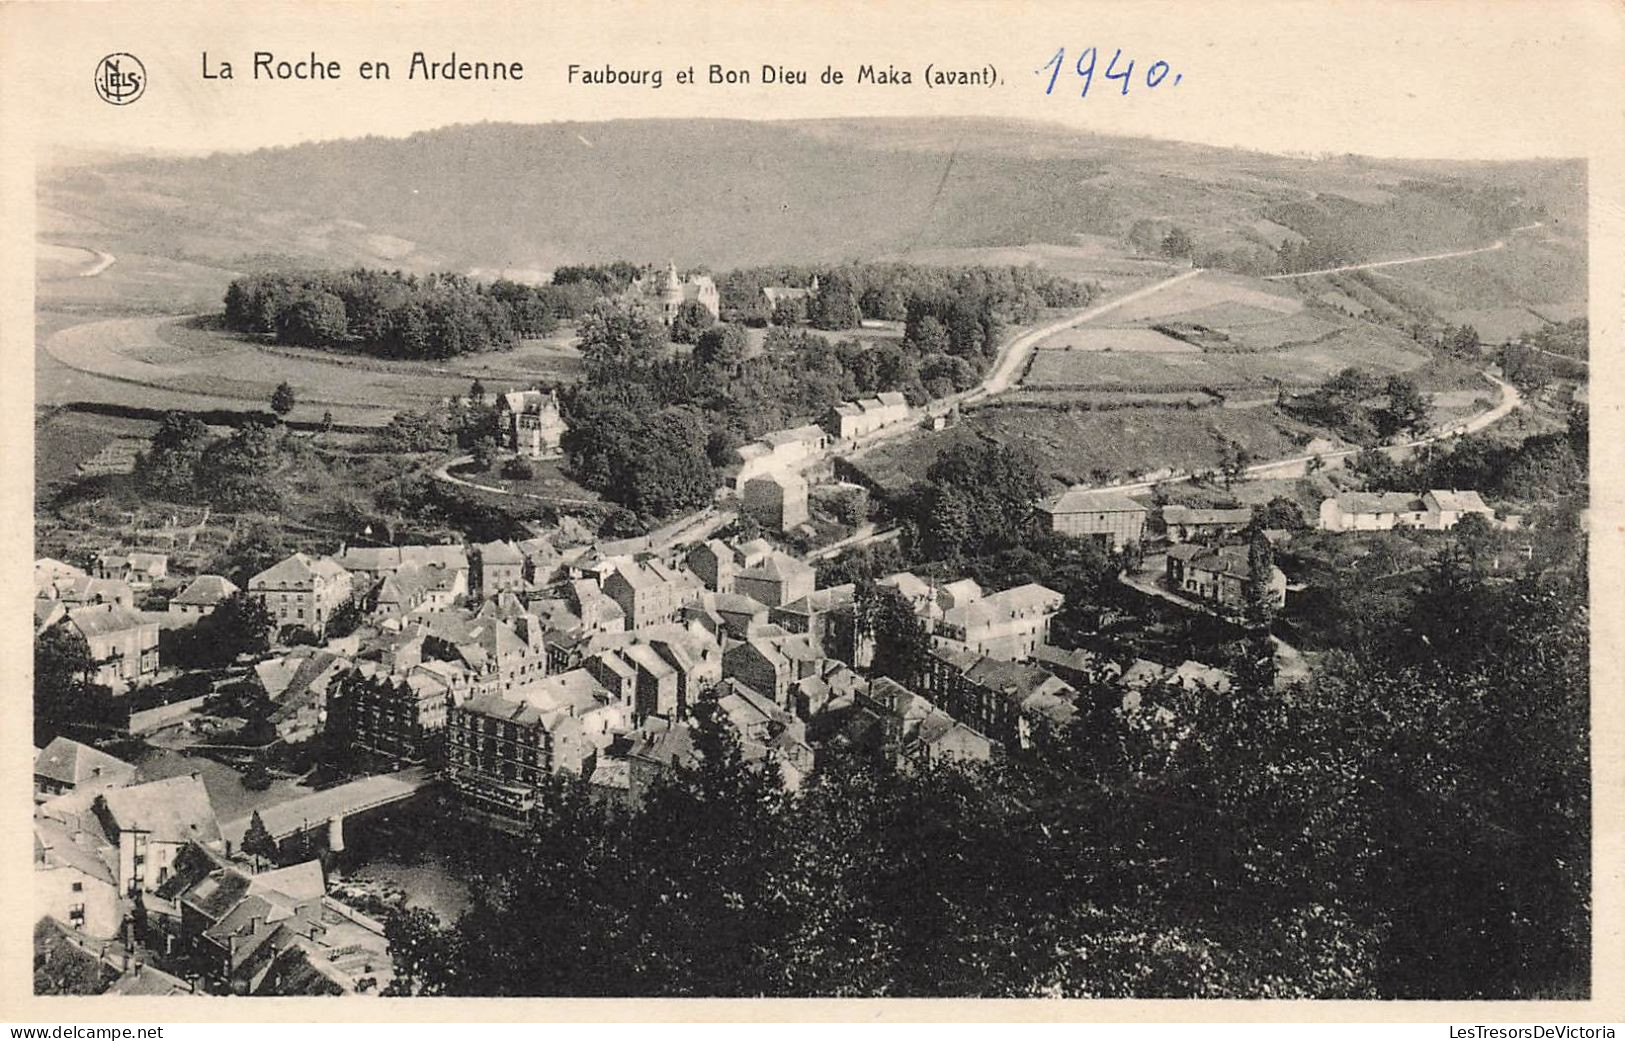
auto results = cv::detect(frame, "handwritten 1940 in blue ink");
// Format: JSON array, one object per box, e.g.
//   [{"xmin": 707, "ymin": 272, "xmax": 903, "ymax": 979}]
[{"xmin": 1037, "ymin": 47, "xmax": 1182, "ymax": 98}]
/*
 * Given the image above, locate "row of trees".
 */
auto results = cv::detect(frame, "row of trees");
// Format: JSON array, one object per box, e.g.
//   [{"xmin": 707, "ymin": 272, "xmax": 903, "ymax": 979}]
[
  {"xmin": 558, "ymin": 276, "xmax": 1090, "ymax": 521},
  {"xmin": 717, "ymin": 262, "xmax": 1093, "ymax": 329},
  {"xmin": 224, "ymin": 270, "xmax": 558, "ymax": 359}
]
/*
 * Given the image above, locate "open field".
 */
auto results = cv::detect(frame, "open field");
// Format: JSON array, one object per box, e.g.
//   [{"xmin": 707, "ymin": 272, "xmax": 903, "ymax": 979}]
[
  {"xmin": 38, "ymin": 313, "xmax": 581, "ymax": 426},
  {"xmin": 1023, "ymin": 324, "xmax": 1430, "ymax": 392},
  {"xmin": 1034, "ymin": 327, "xmax": 1198, "ymax": 354},
  {"xmin": 37, "ymin": 250, "xmax": 239, "ymax": 317},
  {"xmin": 850, "ymin": 401, "xmax": 1337, "ymax": 494},
  {"xmin": 1103, "ymin": 270, "xmax": 1303, "ymax": 323}
]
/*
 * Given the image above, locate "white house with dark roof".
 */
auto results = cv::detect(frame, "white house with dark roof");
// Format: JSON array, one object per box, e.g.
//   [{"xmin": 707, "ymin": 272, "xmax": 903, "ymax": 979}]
[
  {"xmin": 934, "ymin": 582, "xmax": 1065, "ymax": 661},
  {"xmin": 823, "ymin": 391, "xmax": 909, "ymax": 442},
  {"xmin": 42, "ymin": 773, "xmax": 222, "ymax": 895},
  {"xmin": 1318, "ymin": 489, "xmax": 1495, "ymax": 532},
  {"xmin": 93, "ymin": 551, "xmax": 169, "ymax": 589},
  {"xmin": 34, "ymin": 815, "xmax": 123, "ymax": 938},
  {"xmin": 64, "ymin": 603, "xmax": 160, "ymax": 690}
]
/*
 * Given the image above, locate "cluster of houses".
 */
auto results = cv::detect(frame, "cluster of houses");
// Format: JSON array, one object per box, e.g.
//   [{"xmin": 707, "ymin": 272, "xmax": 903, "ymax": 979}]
[
  {"xmin": 34, "ymin": 446, "xmax": 1510, "ymax": 990},
  {"xmin": 32, "ymin": 743, "xmax": 393, "ymax": 995},
  {"xmin": 1035, "ymin": 481, "xmax": 1502, "ymax": 613}
]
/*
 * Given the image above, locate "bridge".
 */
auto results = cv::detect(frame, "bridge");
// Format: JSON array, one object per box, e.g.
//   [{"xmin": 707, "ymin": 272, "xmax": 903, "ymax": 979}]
[{"xmin": 221, "ymin": 766, "xmax": 436, "ymax": 855}]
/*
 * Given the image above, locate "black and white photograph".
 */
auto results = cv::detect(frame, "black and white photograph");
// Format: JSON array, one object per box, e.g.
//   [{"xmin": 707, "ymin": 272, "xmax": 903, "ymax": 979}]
[{"xmin": 5, "ymin": 0, "xmax": 1618, "ymax": 1021}]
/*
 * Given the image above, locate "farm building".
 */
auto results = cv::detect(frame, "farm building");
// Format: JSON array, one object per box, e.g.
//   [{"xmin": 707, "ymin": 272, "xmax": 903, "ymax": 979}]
[
  {"xmin": 1318, "ymin": 489, "xmax": 1495, "ymax": 532},
  {"xmin": 93, "ymin": 551, "xmax": 168, "ymax": 589},
  {"xmin": 167, "ymin": 574, "xmax": 240, "ymax": 618},
  {"xmin": 1037, "ymin": 488, "xmax": 1149, "ymax": 549},
  {"xmin": 823, "ymin": 392, "xmax": 909, "ymax": 442},
  {"xmin": 734, "ymin": 424, "xmax": 828, "ymax": 490},
  {"xmin": 741, "ymin": 471, "xmax": 810, "ymax": 531},
  {"xmin": 1161, "ymin": 505, "xmax": 1255, "ymax": 543}
]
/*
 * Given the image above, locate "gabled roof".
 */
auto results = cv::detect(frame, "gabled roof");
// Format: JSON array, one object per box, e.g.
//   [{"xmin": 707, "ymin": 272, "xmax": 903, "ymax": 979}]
[
  {"xmin": 336, "ymin": 544, "xmax": 469, "ymax": 573},
  {"xmin": 54, "ymin": 576, "xmax": 135, "ymax": 604},
  {"xmin": 628, "ymin": 720, "xmax": 697, "ymax": 766},
  {"xmin": 67, "ymin": 603, "xmax": 153, "ymax": 638},
  {"xmin": 775, "ymin": 583, "xmax": 856, "ymax": 617},
  {"xmin": 251, "ymin": 553, "xmax": 323, "ymax": 588},
  {"xmin": 1162, "ymin": 505, "xmax": 1254, "ymax": 526},
  {"xmin": 941, "ymin": 583, "xmax": 1062, "ymax": 629},
  {"xmin": 1041, "ymin": 487, "xmax": 1149, "ymax": 515},
  {"xmin": 107, "ymin": 965, "xmax": 192, "ymax": 996},
  {"xmin": 1425, "ymin": 489, "xmax": 1492, "ymax": 513},
  {"xmin": 474, "ymin": 540, "xmax": 524, "ymax": 565},
  {"xmin": 620, "ymin": 643, "xmax": 676, "ymax": 679},
  {"xmin": 34, "ymin": 737, "xmax": 136, "ymax": 789},
  {"xmin": 172, "ymin": 574, "xmax": 239, "ymax": 606},
  {"xmin": 96, "ymin": 774, "xmax": 221, "ymax": 846},
  {"xmin": 1330, "ymin": 491, "xmax": 1425, "ymax": 515},
  {"xmin": 1180, "ymin": 544, "xmax": 1256, "ymax": 580},
  {"xmin": 33, "ymin": 815, "xmax": 117, "ymax": 886},
  {"xmin": 738, "ymin": 550, "xmax": 814, "ymax": 584},
  {"xmin": 963, "ymin": 656, "xmax": 1073, "ymax": 704},
  {"xmin": 35, "ymin": 558, "xmax": 86, "ymax": 583}
]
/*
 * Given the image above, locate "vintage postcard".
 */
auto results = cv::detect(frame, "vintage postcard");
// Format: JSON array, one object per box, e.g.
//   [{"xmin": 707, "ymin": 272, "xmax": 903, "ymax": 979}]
[{"xmin": 1, "ymin": 0, "xmax": 1620, "ymax": 1024}]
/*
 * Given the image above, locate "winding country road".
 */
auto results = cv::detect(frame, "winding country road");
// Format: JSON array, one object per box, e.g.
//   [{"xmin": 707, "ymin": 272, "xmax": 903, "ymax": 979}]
[
  {"xmin": 844, "ymin": 265, "xmax": 1207, "ymax": 460},
  {"xmin": 79, "ymin": 248, "xmax": 116, "ymax": 278},
  {"xmin": 1262, "ymin": 221, "xmax": 1544, "ymax": 281}
]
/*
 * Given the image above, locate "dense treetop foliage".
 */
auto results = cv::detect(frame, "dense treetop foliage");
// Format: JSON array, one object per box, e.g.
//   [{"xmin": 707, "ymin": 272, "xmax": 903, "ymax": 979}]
[
  {"xmin": 557, "ymin": 260, "xmax": 1093, "ymax": 523},
  {"xmin": 224, "ymin": 269, "xmax": 559, "ymax": 359}
]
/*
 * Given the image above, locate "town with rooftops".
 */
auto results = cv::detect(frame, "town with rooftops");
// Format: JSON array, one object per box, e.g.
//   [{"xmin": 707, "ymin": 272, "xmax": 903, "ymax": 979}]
[{"xmin": 32, "ymin": 119, "xmax": 1588, "ymax": 1000}]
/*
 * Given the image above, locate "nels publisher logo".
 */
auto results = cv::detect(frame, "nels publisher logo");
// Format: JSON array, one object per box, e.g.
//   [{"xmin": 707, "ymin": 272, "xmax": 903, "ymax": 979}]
[{"xmin": 94, "ymin": 53, "xmax": 146, "ymax": 105}]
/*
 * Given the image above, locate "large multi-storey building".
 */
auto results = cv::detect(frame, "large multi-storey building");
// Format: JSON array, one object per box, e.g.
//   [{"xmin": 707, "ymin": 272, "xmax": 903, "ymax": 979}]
[
  {"xmin": 249, "ymin": 553, "xmax": 354, "ymax": 635},
  {"xmin": 325, "ymin": 663, "xmax": 450, "ymax": 767},
  {"xmin": 934, "ymin": 582, "xmax": 1065, "ymax": 661},
  {"xmin": 602, "ymin": 559, "xmax": 698, "ymax": 630},
  {"xmin": 446, "ymin": 669, "xmax": 608, "ymax": 824},
  {"xmin": 922, "ymin": 647, "xmax": 1078, "ymax": 750},
  {"xmin": 471, "ymin": 541, "xmax": 526, "ymax": 598}
]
